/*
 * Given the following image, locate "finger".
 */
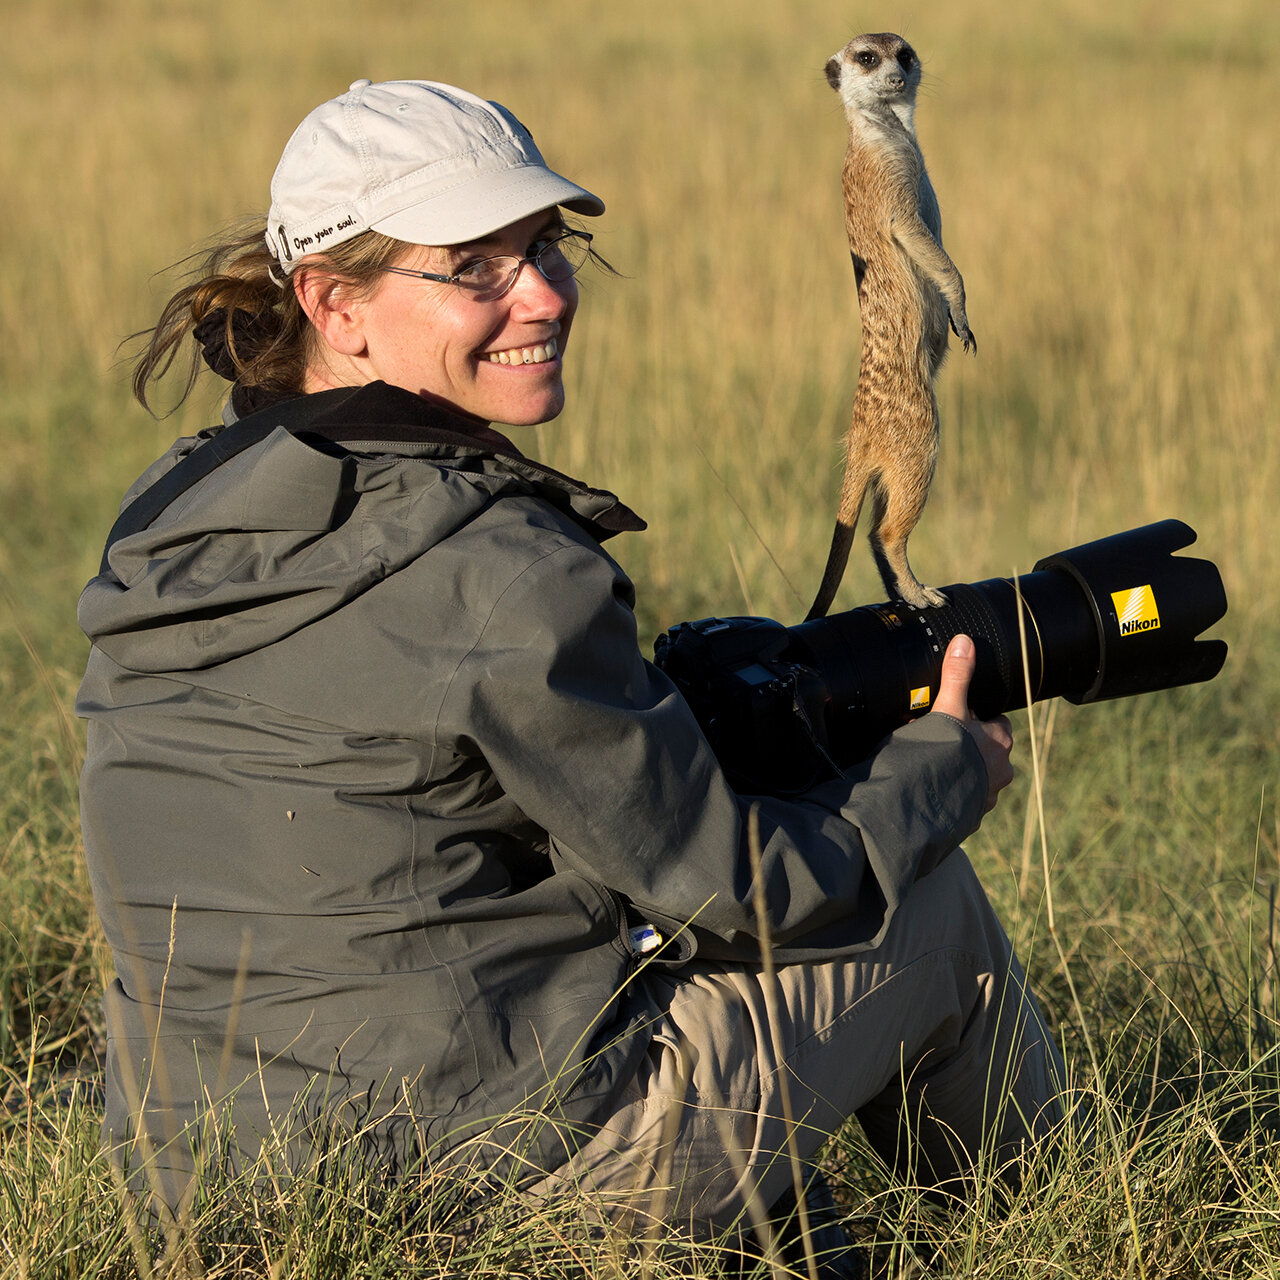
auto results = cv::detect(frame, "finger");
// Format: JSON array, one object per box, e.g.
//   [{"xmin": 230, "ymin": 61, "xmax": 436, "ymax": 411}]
[{"xmin": 931, "ymin": 634, "xmax": 975, "ymax": 721}]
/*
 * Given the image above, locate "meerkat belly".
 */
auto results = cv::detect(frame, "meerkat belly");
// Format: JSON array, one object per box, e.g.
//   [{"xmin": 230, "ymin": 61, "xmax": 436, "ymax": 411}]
[{"xmin": 856, "ymin": 260, "xmax": 937, "ymax": 389}]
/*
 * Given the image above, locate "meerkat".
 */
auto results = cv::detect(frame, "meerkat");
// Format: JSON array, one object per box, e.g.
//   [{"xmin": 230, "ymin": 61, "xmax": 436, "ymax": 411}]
[{"xmin": 807, "ymin": 32, "xmax": 976, "ymax": 620}]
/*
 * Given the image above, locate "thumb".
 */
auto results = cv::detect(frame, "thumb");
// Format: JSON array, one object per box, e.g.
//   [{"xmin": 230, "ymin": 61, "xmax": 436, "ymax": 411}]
[{"xmin": 931, "ymin": 634, "xmax": 975, "ymax": 721}]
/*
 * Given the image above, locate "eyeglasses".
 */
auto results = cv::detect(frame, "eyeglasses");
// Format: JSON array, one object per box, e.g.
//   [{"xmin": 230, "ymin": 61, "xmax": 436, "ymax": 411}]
[{"xmin": 381, "ymin": 229, "xmax": 594, "ymax": 302}]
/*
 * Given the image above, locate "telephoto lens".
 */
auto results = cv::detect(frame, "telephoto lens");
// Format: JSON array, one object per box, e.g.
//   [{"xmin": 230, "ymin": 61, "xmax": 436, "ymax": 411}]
[{"xmin": 654, "ymin": 520, "xmax": 1228, "ymax": 795}]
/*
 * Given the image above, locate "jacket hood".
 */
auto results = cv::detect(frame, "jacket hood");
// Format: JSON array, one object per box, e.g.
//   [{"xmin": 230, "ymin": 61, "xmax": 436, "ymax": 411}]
[{"xmin": 79, "ymin": 382, "xmax": 645, "ymax": 674}]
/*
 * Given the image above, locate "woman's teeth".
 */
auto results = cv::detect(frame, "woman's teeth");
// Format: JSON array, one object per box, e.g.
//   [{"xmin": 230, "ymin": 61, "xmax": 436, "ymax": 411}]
[{"xmin": 485, "ymin": 337, "xmax": 558, "ymax": 365}]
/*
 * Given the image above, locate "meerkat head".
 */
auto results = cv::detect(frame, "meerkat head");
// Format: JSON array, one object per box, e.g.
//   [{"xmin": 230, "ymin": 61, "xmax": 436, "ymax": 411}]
[{"xmin": 825, "ymin": 32, "xmax": 922, "ymax": 127}]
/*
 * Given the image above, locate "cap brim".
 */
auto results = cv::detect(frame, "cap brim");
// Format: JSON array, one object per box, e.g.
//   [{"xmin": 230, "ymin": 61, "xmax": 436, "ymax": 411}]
[{"xmin": 371, "ymin": 164, "xmax": 604, "ymax": 247}]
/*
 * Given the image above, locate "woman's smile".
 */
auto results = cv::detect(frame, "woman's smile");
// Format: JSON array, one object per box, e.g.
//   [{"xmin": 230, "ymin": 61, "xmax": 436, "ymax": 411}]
[{"xmin": 482, "ymin": 336, "xmax": 560, "ymax": 365}]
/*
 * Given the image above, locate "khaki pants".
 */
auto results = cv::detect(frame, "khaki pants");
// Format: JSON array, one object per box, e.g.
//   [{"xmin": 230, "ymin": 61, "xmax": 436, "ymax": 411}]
[{"xmin": 538, "ymin": 851, "xmax": 1068, "ymax": 1236}]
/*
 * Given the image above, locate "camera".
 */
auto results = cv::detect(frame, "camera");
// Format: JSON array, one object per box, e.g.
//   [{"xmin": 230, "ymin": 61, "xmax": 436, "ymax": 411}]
[{"xmin": 653, "ymin": 520, "xmax": 1228, "ymax": 796}]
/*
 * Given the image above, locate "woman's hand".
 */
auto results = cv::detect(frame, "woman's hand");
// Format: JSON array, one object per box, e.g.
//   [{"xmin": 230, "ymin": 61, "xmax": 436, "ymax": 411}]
[{"xmin": 930, "ymin": 634, "xmax": 1014, "ymax": 813}]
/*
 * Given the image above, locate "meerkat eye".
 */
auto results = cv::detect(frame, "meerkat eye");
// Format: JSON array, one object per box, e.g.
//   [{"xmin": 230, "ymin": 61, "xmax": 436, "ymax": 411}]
[
  {"xmin": 898, "ymin": 50, "xmax": 915, "ymax": 71},
  {"xmin": 857, "ymin": 51, "xmax": 880, "ymax": 68}
]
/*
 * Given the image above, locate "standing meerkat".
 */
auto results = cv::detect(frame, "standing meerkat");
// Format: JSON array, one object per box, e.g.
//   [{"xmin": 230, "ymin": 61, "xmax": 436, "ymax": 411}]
[{"xmin": 807, "ymin": 31, "xmax": 976, "ymax": 620}]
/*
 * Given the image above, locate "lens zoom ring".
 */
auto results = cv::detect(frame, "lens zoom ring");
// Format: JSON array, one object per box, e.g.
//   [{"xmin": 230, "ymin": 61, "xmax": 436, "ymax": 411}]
[{"xmin": 918, "ymin": 585, "xmax": 1017, "ymax": 708}]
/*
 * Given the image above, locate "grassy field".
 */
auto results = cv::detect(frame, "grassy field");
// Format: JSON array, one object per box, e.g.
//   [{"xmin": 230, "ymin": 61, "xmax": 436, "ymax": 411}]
[{"xmin": 2, "ymin": 0, "xmax": 1278, "ymax": 1274}]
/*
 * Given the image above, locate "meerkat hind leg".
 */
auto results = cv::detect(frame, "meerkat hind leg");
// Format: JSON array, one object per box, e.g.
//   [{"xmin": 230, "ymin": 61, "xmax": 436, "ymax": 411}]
[{"xmin": 868, "ymin": 480, "xmax": 948, "ymax": 609}]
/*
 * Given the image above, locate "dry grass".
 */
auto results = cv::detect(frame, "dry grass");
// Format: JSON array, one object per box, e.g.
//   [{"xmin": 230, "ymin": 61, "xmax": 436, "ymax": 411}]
[{"xmin": 1, "ymin": 0, "xmax": 1277, "ymax": 1274}]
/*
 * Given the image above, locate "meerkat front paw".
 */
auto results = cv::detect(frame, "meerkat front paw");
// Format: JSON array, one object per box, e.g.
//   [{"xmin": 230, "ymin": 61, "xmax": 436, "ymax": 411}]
[{"xmin": 950, "ymin": 311, "xmax": 977, "ymax": 354}]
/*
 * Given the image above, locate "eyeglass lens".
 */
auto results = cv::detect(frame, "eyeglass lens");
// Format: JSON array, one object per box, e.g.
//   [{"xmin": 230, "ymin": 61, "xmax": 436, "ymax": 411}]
[{"xmin": 457, "ymin": 233, "xmax": 590, "ymax": 300}]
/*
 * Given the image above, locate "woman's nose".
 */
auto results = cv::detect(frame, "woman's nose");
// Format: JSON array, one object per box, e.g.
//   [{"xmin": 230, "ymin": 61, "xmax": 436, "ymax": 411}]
[{"xmin": 507, "ymin": 257, "xmax": 575, "ymax": 316}]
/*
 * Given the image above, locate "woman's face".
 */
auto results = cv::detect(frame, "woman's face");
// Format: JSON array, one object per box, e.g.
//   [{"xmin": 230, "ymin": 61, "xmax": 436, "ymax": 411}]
[{"xmin": 312, "ymin": 208, "xmax": 580, "ymax": 425}]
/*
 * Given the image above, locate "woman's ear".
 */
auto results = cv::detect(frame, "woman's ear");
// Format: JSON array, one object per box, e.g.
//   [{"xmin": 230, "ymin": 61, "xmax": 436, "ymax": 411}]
[{"xmin": 293, "ymin": 268, "xmax": 367, "ymax": 358}]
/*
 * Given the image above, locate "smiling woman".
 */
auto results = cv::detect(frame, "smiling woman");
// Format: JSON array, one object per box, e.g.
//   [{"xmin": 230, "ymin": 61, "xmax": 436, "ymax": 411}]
[
  {"xmin": 76, "ymin": 74, "xmax": 1069, "ymax": 1271},
  {"xmin": 297, "ymin": 210, "xmax": 582, "ymax": 423},
  {"xmin": 128, "ymin": 79, "xmax": 603, "ymax": 424}
]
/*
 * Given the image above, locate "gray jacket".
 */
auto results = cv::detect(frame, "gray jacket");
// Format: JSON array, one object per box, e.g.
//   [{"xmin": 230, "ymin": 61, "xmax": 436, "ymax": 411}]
[{"xmin": 77, "ymin": 382, "xmax": 987, "ymax": 1193}]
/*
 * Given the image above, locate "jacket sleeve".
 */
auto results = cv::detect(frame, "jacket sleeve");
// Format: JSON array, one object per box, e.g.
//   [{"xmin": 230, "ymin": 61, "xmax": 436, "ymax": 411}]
[{"xmin": 437, "ymin": 534, "xmax": 990, "ymax": 962}]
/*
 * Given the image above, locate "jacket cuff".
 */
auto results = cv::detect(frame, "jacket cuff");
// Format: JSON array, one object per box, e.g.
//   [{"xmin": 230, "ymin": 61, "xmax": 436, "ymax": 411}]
[{"xmin": 809, "ymin": 711, "xmax": 989, "ymax": 890}]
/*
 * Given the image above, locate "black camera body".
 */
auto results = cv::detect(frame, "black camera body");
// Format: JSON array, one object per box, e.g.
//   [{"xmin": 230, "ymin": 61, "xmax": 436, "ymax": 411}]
[{"xmin": 654, "ymin": 520, "xmax": 1228, "ymax": 795}]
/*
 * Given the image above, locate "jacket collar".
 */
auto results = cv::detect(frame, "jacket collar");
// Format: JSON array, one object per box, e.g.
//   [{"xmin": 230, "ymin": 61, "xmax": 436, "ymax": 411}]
[{"xmin": 224, "ymin": 381, "xmax": 647, "ymax": 538}]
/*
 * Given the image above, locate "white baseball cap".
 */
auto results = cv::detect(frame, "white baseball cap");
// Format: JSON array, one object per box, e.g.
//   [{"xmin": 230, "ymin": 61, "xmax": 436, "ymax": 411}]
[{"xmin": 264, "ymin": 79, "xmax": 605, "ymax": 272}]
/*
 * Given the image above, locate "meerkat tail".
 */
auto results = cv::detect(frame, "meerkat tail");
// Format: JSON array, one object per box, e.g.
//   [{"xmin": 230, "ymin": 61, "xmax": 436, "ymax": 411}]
[
  {"xmin": 806, "ymin": 521, "xmax": 856, "ymax": 620},
  {"xmin": 807, "ymin": 462, "xmax": 874, "ymax": 621}
]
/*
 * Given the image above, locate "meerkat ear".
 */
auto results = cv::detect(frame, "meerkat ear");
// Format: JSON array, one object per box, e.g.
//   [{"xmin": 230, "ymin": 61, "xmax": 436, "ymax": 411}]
[{"xmin": 825, "ymin": 56, "xmax": 842, "ymax": 90}]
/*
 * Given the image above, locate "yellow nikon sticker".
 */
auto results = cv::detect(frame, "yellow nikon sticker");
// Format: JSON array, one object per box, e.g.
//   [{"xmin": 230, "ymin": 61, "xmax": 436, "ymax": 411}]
[
  {"xmin": 909, "ymin": 686, "xmax": 932, "ymax": 711},
  {"xmin": 1112, "ymin": 584, "xmax": 1161, "ymax": 637}
]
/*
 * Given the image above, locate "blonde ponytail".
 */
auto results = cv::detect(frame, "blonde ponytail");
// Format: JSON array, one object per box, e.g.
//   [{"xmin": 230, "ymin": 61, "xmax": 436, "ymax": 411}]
[{"xmin": 128, "ymin": 220, "xmax": 407, "ymax": 415}]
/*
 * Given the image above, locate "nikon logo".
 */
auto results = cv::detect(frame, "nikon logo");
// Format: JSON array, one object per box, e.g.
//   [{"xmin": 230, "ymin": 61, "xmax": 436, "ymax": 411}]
[
  {"xmin": 1112, "ymin": 585, "xmax": 1161, "ymax": 637},
  {"xmin": 909, "ymin": 686, "xmax": 932, "ymax": 711}
]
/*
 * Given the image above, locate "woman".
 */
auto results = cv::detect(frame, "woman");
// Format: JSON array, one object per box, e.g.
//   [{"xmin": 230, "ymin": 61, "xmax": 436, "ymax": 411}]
[{"xmin": 78, "ymin": 78, "xmax": 1066, "ymax": 1246}]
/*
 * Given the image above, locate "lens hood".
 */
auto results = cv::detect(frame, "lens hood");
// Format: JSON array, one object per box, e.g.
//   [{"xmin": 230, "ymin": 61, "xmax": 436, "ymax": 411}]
[{"xmin": 1032, "ymin": 518, "xmax": 1228, "ymax": 704}]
